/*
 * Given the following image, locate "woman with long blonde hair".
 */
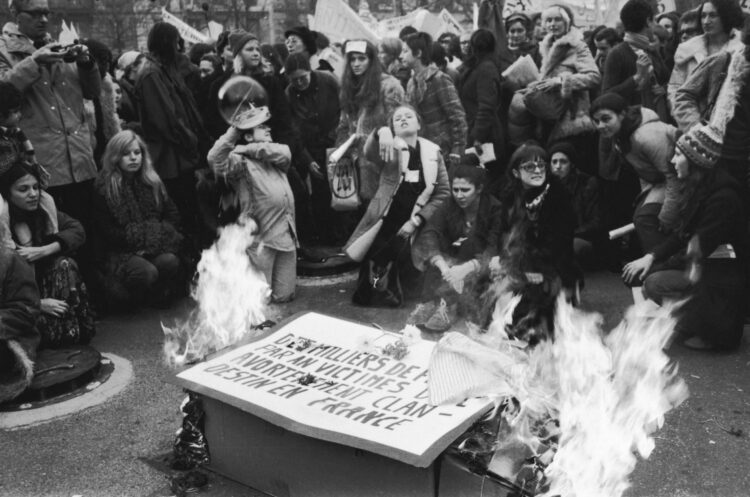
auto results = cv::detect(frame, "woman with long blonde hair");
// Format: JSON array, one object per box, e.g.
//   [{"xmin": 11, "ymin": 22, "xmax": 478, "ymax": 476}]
[{"xmin": 93, "ymin": 130, "xmax": 186, "ymax": 310}]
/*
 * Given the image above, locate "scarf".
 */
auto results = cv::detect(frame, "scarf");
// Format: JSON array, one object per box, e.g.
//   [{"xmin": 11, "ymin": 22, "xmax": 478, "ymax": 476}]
[{"xmin": 407, "ymin": 64, "xmax": 438, "ymax": 106}]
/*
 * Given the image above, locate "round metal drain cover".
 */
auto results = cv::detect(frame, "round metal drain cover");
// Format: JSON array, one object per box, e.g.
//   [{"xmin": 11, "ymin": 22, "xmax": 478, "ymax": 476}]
[{"xmin": 1, "ymin": 345, "xmax": 109, "ymax": 410}]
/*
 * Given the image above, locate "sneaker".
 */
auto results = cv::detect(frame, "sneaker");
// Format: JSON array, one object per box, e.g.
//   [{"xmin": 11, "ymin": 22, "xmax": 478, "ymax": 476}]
[
  {"xmin": 407, "ymin": 301, "xmax": 437, "ymax": 325},
  {"xmin": 683, "ymin": 336, "xmax": 714, "ymax": 350},
  {"xmin": 424, "ymin": 298, "xmax": 456, "ymax": 332}
]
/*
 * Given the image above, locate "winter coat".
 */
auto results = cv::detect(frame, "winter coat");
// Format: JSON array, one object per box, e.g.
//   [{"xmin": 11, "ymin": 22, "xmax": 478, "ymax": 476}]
[
  {"xmin": 91, "ymin": 175, "xmax": 183, "ymax": 265},
  {"xmin": 135, "ymin": 56, "xmax": 208, "ymax": 180},
  {"xmin": 498, "ymin": 178, "xmax": 579, "ymax": 289},
  {"xmin": 668, "ymin": 31, "xmax": 744, "ymax": 106},
  {"xmin": 336, "ymin": 73, "xmax": 405, "ymax": 201},
  {"xmin": 117, "ymin": 77, "xmax": 140, "ymax": 127},
  {"xmin": 650, "ymin": 168, "xmax": 748, "ymax": 266},
  {"xmin": 457, "ymin": 57, "xmax": 502, "ymax": 158},
  {"xmin": 672, "ymin": 50, "xmax": 732, "ymax": 132},
  {"xmin": 286, "ymin": 70, "xmax": 341, "ymax": 167},
  {"xmin": 208, "ymin": 128, "xmax": 296, "ymax": 252},
  {"xmin": 406, "ymin": 64, "xmax": 467, "ymax": 157},
  {"xmin": 344, "ymin": 132, "xmax": 450, "ymax": 262},
  {"xmin": 0, "ymin": 247, "xmax": 40, "ymax": 404},
  {"xmin": 601, "ymin": 40, "xmax": 670, "ymax": 121},
  {"xmin": 412, "ymin": 193, "xmax": 502, "ymax": 270},
  {"xmin": 601, "ymin": 107, "xmax": 679, "ymax": 230},
  {"xmin": 0, "ymin": 26, "xmax": 101, "ymax": 187},
  {"xmin": 559, "ymin": 168, "xmax": 601, "ymax": 240},
  {"xmin": 537, "ymin": 28, "xmax": 601, "ymax": 141}
]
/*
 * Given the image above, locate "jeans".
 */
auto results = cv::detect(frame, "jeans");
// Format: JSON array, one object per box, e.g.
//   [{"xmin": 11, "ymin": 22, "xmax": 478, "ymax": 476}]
[{"xmin": 249, "ymin": 246, "xmax": 296, "ymax": 303}]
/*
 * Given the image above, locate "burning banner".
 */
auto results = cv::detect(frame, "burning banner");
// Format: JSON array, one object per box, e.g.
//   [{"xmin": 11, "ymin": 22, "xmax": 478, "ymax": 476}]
[{"xmin": 429, "ymin": 295, "xmax": 689, "ymax": 496}]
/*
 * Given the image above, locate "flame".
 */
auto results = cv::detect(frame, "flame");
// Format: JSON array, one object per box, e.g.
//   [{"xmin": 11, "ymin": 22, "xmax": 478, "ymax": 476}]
[
  {"xmin": 430, "ymin": 287, "xmax": 689, "ymax": 496},
  {"xmin": 533, "ymin": 299, "xmax": 685, "ymax": 497},
  {"xmin": 162, "ymin": 215, "xmax": 271, "ymax": 368}
]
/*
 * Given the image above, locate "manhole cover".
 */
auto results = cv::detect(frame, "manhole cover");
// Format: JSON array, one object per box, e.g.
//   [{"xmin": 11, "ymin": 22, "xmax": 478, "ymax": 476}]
[{"xmin": 1, "ymin": 346, "xmax": 113, "ymax": 412}]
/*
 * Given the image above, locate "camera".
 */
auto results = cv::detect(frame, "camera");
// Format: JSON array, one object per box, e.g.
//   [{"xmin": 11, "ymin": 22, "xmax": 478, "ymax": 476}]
[{"xmin": 51, "ymin": 43, "xmax": 80, "ymax": 63}]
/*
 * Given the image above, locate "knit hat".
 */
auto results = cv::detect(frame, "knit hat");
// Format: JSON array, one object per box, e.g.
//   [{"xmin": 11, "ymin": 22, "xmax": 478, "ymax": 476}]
[
  {"xmin": 548, "ymin": 141, "xmax": 577, "ymax": 166},
  {"xmin": 676, "ymin": 124, "xmax": 723, "ymax": 170},
  {"xmin": 284, "ymin": 26, "xmax": 317, "ymax": 56},
  {"xmin": 505, "ymin": 12, "xmax": 532, "ymax": 31},
  {"xmin": 230, "ymin": 30, "xmax": 258, "ymax": 57}
]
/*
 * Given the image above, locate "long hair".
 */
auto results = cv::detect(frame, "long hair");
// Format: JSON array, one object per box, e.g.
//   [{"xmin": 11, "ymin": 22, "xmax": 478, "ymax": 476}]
[
  {"xmin": 340, "ymin": 40, "xmax": 384, "ymax": 116},
  {"xmin": 147, "ymin": 22, "xmax": 181, "ymax": 66},
  {"xmin": 100, "ymin": 130, "xmax": 167, "ymax": 207},
  {"xmin": 460, "ymin": 28, "xmax": 496, "ymax": 75},
  {"xmin": 698, "ymin": 0, "xmax": 745, "ymax": 35}
]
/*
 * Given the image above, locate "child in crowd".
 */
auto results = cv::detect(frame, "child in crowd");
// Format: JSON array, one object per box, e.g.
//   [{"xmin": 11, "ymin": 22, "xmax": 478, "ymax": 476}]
[
  {"xmin": 0, "ymin": 82, "xmax": 55, "ymax": 251},
  {"xmin": 207, "ymin": 104, "xmax": 297, "ymax": 303}
]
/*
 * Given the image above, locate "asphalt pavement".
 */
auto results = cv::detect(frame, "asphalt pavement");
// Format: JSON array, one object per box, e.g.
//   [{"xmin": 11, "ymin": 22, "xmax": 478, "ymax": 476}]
[{"xmin": 1, "ymin": 270, "xmax": 748, "ymax": 497}]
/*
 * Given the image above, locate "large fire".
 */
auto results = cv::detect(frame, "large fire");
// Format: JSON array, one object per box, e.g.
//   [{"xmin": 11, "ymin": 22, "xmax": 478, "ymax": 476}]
[
  {"xmin": 430, "ymin": 293, "xmax": 689, "ymax": 497},
  {"xmin": 162, "ymin": 215, "xmax": 271, "ymax": 368}
]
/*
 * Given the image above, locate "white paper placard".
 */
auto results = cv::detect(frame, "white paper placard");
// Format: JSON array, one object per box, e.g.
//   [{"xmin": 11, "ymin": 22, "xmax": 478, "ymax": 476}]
[{"xmin": 175, "ymin": 312, "xmax": 492, "ymax": 467}]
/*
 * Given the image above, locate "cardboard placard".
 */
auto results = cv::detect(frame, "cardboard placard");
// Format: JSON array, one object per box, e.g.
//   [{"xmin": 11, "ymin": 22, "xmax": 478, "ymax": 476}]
[{"xmin": 175, "ymin": 312, "xmax": 492, "ymax": 468}]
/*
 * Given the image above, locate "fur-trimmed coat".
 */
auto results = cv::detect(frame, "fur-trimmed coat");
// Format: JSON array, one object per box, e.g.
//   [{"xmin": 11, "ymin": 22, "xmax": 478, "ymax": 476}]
[
  {"xmin": 344, "ymin": 132, "xmax": 450, "ymax": 262},
  {"xmin": 537, "ymin": 29, "xmax": 601, "ymax": 141},
  {"xmin": 0, "ymin": 248, "xmax": 40, "ymax": 404},
  {"xmin": 668, "ymin": 30, "xmax": 743, "ymax": 106}
]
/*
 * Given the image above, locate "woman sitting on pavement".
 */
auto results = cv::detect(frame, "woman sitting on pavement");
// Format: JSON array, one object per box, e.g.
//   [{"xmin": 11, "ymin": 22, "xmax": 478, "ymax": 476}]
[
  {"xmin": 591, "ymin": 93, "xmax": 679, "ymax": 253},
  {"xmin": 345, "ymin": 105, "xmax": 450, "ymax": 307},
  {"xmin": 548, "ymin": 141, "xmax": 603, "ymax": 267},
  {"xmin": 410, "ymin": 162, "xmax": 501, "ymax": 331},
  {"xmin": 92, "ymin": 130, "xmax": 186, "ymax": 310},
  {"xmin": 0, "ymin": 161, "xmax": 94, "ymax": 349},
  {"xmin": 622, "ymin": 124, "xmax": 747, "ymax": 351},
  {"xmin": 490, "ymin": 142, "xmax": 579, "ymax": 344}
]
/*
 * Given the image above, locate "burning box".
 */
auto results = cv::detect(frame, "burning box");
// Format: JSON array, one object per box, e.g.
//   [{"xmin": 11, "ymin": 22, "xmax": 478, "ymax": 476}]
[{"xmin": 173, "ymin": 312, "xmax": 493, "ymax": 497}]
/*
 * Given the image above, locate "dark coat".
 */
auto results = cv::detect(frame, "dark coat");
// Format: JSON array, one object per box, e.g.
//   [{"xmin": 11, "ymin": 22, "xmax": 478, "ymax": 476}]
[
  {"xmin": 458, "ymin": 57, "xmax": 503, "ymax": 163},
  {"xmin": 651, "ymin": 169, "xmax": 748, "ymax": 267},
  {"xmin": 601, "ymin": 41, "xmax": 670, "ymax": 121},
  {"xmin": 286, "ymin": 70, "xmax": 341, "ymax": 166},
  {"xmin": 135, "ymin": 56, "xmax": 208, "ymax": 180},
  {"xmin": 205, "ymin": 69, "xmax": 234, "ymax": 141},
  {"xmin": 560, "ymin": 169, "xmax": 601, "ymax": 240},
  {"xmin": 413, "ymin": 193, "xmax": 502, "ymax": 270},
  {"xmin": 498, "ymin": 179, "xmax": 579, "ymax": 288},
  {"xmin": 91, "ymin": 177, "xmax": 183, "ymax": 264}
]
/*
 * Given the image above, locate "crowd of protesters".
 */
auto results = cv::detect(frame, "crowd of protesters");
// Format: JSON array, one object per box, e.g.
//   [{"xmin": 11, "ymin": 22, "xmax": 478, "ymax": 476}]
[{"xmin": 1, "ymin": 0, "xmax": 749, "ymax": 403}]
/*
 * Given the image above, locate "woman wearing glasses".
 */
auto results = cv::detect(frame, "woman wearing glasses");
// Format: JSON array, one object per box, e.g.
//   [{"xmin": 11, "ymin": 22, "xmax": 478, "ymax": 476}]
[{"xmin": 489, "ymin": 142, "xmax": 578, "ymax": 343}]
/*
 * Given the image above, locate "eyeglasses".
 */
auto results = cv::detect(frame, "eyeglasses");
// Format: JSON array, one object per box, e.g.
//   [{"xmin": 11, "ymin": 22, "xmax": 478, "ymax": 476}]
[
  {"xmin": 518, "ymin": 160, "xmax": 546, "ymax": 173},
  {"xmin": 18, "ymin": 9, "xmax": 51, "ymax": 18}
]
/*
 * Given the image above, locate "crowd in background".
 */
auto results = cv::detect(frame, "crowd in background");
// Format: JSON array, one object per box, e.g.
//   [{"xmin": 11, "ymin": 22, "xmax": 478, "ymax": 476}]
[{"xmin": 1, "ymin": 0, "xmax": 750, "ymax": 403}]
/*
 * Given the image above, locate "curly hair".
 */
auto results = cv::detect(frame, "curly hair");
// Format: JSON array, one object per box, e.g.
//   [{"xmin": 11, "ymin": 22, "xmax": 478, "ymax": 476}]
[
  {"xmin": 620, "ymin": 0, "xmax": 655, "ymax": 33},
  {"xmin": 698, "ymin": 0, "xmax": 745, "ymax": 34},
  {"xmin": 340, "ymin": 40, "xmax": 385, "ymax": 116},
  {"xmin": 99, "ymin": 130, "xmax": 167, "ymax": 207}
]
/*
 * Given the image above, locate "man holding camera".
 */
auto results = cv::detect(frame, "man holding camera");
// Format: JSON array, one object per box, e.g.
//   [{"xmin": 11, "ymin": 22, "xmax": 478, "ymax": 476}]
[{"xmin": 0, "ymin": 0, "xmax": 100, "ymax": 225}]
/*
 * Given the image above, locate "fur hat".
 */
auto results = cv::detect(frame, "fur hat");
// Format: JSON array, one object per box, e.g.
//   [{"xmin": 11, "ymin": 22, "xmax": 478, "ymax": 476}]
[
  {"xmin": 230, "ymin": 30, "xmax": 258, "ymax": 57},
  {"xmin": 676, "ymin": 124, "xmax": 723, "ymax": 170},
  {"xmin": 284, "ymin": 26, "xmax": 317, "ymax": 56}
]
